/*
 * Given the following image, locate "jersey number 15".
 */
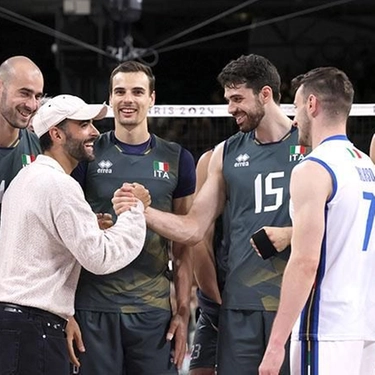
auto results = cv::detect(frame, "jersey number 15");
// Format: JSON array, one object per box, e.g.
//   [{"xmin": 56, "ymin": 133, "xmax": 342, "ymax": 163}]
[{"xmin": 254, "ymin": 172, "xmax": 285, "ymax": 214}]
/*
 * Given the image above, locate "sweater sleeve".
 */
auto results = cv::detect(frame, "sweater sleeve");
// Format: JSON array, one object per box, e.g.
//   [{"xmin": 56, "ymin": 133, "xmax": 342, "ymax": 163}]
[{"xmin": 53, "ymin": 178, "xmax": 146, "ymax": 275}]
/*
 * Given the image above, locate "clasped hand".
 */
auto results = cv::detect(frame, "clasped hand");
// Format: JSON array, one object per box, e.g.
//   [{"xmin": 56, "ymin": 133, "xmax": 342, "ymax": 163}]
[{"xmin": 112, "ymin": 182, "xmax": 151, "ymax": 215}]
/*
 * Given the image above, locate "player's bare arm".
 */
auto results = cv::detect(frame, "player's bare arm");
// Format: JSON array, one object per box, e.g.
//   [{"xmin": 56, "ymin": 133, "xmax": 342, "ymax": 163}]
[
  {"xmin": 167, "ymin": 194, "xmax": 194, "ymax": 369},
  {"xmin": 145, "ymin": 142, "xmax": 226, "ymax": 245},
  {"xmin": 193, "ymin": 149, "xmax": 221, "ymax": 303},
  {"xmin": 369, "ymin": 133, "xmax": 375, "ymax": 164},
  {"xmin": 259, "ymin": 160, "xmax": 331, "ymax": 374}
]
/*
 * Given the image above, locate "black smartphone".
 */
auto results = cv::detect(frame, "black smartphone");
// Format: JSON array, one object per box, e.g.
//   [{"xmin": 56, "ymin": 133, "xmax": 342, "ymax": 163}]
[{"xmin": 251, "ymin": 228, "xmax": 278, "ymax": 260}]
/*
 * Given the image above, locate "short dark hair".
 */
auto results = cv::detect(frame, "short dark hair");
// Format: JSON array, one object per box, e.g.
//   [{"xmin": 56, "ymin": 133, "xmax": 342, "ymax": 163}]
[
  {"xmin": 39, "ymin": 120, "xmax": 68, "ymax": 152},
  {"xmin": 292, "ymin": 67, "xmax": 354, "ymax": 118},
  {"xmin": 109, "ymin": 60, "xmax": 155, "ymax": 95},
  {"xmin": 217, "ymin": 54, "xmax": 281, "ymax": 104}
]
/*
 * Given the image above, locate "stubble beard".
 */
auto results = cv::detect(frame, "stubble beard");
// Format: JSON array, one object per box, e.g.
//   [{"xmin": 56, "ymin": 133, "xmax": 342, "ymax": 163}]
[
  {"xmin": 64, "ymin": 133, "xmax": 96, "ymax": 162},
  {"xmin": 241, "ymin": 104, "xmax": 265, "ymax": 133},
  {"xmin": 0, "ymin": 90, "xmax": 31, "ymax": 130}
]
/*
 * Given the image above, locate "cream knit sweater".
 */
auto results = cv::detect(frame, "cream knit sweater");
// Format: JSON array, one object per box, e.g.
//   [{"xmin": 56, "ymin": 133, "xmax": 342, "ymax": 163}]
[{"xmin": 0, "ymin": 155, "xmax": 146, "ymax": 319}]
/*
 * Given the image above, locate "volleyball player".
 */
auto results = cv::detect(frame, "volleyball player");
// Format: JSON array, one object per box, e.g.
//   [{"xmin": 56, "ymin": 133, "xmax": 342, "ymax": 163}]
[
  {"xmin": 260, "ymin": 67, "xmax": 375, "ymax": 375},
  {"xmin": 66, "ymin": 60, "xmax": 196, "ymax": 375},
  {"xmin": 0, "ymin": 56, "xmax": 43, "ymax": 218},
  {"xmin": 142, "ymin": 54, "xmax": 309, "ymax": 374}
]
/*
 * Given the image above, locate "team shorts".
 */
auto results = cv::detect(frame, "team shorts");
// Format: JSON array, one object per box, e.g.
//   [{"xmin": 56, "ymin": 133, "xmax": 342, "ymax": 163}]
[
  {"xmin": 71, "ymin": 309, "xmax": 178, "ymax": 375},
  {"xmin": 189, "ymin": 309, "xmax": 219, "ymax": 371},
  {"xmin": 217, "ymin": 309, "xmax": 290, "ymax": 375},
  {"xmin": 291, "ymin": 339, "xmax": 375, "ymax": 375}
]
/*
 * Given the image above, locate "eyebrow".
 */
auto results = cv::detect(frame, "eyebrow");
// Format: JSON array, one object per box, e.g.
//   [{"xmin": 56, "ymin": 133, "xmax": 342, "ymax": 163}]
[
  {"xmin": 114, "ymin": 86, "xmax": 146, "ymax": 91},
  {"xmin": 19, "ymin": 87, "xmax": 43, "ymax": 97},
  {"xmin": 225, "ymin": 93, "xmax": 243, "ymax": 101}
]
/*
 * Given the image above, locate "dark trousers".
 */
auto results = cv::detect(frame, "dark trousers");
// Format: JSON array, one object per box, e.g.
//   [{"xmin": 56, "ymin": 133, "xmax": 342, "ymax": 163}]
[{"xmin": 0, "ymin": 302, "xmax": 69, "ymax": 375}]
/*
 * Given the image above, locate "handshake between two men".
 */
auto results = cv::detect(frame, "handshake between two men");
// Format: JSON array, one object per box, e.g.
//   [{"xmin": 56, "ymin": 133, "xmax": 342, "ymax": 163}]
[{"xmin": 96, "ymin": 182, "xmax": 152, "ymax": 231}]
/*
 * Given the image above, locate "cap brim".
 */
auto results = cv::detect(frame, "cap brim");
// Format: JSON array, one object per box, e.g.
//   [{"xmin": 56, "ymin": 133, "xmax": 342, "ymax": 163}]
[{"xmin": 68, "ymin": 103, "xmax": 108, "ymax": 121}]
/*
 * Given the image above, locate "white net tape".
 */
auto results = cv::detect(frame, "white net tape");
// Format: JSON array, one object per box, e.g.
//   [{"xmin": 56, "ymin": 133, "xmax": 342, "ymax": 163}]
[{"xmin": 106, "ymin": 104, "xmax": 375, "ymax": 118}]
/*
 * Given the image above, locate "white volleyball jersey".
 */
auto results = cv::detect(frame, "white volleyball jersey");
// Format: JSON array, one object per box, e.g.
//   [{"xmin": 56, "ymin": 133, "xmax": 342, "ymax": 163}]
[{"xmin": 292, "ymin": 135, "xmax": 375, "ymax": 341}]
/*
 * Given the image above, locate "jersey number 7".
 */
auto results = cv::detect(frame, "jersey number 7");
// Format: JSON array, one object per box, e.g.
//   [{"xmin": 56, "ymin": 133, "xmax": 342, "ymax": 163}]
[{"xmin": 363, "ymin": 192, "xmax": 375, "ymax": 251}]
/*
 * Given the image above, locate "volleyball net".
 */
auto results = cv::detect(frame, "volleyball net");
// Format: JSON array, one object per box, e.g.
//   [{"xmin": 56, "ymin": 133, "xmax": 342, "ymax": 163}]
[{"xmin": 102, "ymin": 104, "xmax": 375, "ymax": 162}]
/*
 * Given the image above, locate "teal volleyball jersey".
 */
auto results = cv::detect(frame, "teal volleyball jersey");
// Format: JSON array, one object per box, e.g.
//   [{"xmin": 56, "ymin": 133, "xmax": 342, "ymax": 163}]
[
  {"xmin": 75, "ymin": 133, "xmax": 184, "ymax": 313},
  {"xmin": 0, "ymin": 129, "xmax": 41, "ymax": 209},
  {"xmin": 222, "ymin": 127, "xmax": 307, "ymax": 311}
]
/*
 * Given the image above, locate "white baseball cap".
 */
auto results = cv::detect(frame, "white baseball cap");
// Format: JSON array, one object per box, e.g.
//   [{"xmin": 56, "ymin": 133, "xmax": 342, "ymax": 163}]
[{"xmin": 32, "ymin": 94, "xmax": 108, "ymax": 138}]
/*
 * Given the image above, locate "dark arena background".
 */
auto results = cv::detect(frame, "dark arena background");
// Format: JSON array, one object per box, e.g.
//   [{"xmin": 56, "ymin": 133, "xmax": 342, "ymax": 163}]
[{"xmin": 0, "ymin": 0, "xmax": 374, "ymax": 155}]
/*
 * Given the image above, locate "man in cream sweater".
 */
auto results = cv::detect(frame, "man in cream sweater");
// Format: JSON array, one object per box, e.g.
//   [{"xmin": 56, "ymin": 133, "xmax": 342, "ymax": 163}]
[{"xmin": 0, "ymin": 94, "xmax": 150, "ymax": 375}]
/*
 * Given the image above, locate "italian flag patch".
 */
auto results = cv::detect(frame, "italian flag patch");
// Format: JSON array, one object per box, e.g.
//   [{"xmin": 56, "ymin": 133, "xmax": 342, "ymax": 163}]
[
  {"xmin": 346, "ymin": 147, "xmax": 362, "ymax": 158},
  {"xmin": 153, "ymin": 161, "xmax": 169, "ymax": 172},
  {"xmin": 21, "ymin": 154, "xmax": 36, "ymax": 167},
  {"xmin": 290, "ymin": 145, "xmax": 307, "ymax": 155}
]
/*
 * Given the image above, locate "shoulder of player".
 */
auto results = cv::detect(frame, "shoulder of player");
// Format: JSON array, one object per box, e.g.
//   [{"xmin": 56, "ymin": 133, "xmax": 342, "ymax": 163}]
[
  {"xmin": 94, "ymin": 131, "xmax": 112, "ymax": 147},
  {"xmin": 292, "ymin": 157, "xmax": 332, "ymax": 193},
  {"xmin": 152, "ymin": 133, "xmax": 182, "ymax": 150},
  {"xmin": 152, "ymin": 134, "xmax": 195, "ymax": 165},
  {"xmin": 20, "ymin": 128, "xmax": 41, "ymax": 148}
]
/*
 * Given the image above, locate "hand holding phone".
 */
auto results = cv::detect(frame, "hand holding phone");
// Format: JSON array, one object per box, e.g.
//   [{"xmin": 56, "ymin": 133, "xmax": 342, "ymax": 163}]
[{"xmin": 251, "ymin": 228, "xmax": 278, "ymax": 260}]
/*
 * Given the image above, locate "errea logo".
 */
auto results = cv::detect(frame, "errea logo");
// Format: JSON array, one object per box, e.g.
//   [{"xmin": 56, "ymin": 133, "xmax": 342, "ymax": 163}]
[
  {"xmin": 97, "ymin": 160, "xmax": 113, "ymax": 174},
  {"xmin": 234, "ymin": 153, "xmax": 250, "ymax": 168}
]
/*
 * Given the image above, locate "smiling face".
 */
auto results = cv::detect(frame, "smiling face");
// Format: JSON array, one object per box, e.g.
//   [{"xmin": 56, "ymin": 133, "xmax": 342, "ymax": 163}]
[
  {"xmin": 109, "ymin": 71, "xmax": 155, "ymax": 131},
  {"xmin": 0, "ymin": 67, "xmax": 44, "ymax": 130},
  {"xmin": 224, "ymin": 83, "xmax": 265, "ymax": 133},
  {"xmin": 60, "ymin": 119, "xmax": 100, "ymax": 163}
]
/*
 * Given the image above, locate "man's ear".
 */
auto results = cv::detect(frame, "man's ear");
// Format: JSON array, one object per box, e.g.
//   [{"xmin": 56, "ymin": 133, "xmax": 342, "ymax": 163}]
[
  {"xmin": 49, "ymin": 127, "xmax": 63, "ymax": 141},
  {"xmin": 260, "ymin": 86, "xmax": 273, "ymax": 104},
  {"xmin": 308, "ymin": 94, "xmax": 319, "ymax": 117},
  {"xmin": 150, "ymin": 91, "xmax": 156, "ymax": 108}
]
